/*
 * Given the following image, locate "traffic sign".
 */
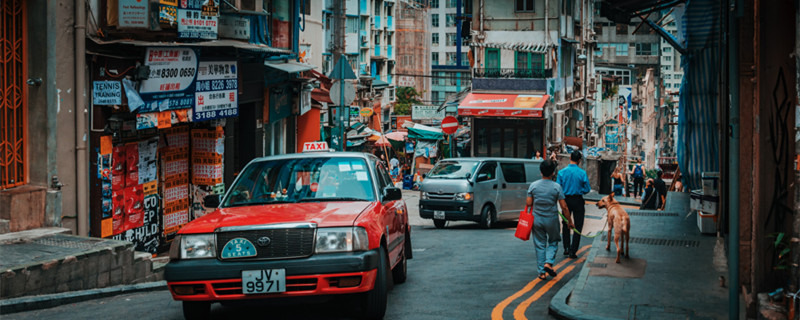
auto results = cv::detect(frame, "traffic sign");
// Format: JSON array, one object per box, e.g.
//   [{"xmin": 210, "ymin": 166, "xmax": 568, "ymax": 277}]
[
  {"xmin": 359, "ymin": 107, "xmax": 374, "ymax": 117},
  {"xmin": 330, "ymin": 80, "xmax": 356, "ymax": 107},
  {"xmin": 441, "ymin": 116, "xmax": 459, "ymax": 135}
]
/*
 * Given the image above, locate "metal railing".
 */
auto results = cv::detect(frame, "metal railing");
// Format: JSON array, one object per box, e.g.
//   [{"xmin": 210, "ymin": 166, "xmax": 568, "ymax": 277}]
[{"xmin": 473, "ymin": 68, "xmax": 552, "ymax": 79}]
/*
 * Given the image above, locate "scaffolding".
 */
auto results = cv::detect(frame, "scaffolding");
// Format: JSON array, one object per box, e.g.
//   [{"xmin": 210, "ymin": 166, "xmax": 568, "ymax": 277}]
[{"xmin": 394, "ymin": 1, "xmax": 430, "ymax": 100}]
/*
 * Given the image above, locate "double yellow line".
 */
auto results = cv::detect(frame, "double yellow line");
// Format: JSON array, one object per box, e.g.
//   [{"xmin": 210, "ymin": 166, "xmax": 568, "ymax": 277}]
[{"xmin": 491, "ymin": 245, "xmax": 590, "ymax": 320}]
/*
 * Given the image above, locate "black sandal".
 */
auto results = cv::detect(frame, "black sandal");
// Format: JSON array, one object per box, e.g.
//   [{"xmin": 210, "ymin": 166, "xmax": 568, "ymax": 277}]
[{"xmin": 543, "ymin": 266, "xmax": 557, "ymax": 277}]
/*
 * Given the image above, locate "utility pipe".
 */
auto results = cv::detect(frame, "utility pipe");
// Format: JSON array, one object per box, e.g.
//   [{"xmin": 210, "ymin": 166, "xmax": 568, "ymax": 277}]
[
  {"xmin": 544, "ymin": 0, "xmax": 549, "ymax": 46},
  {"xmin": 728, "ymin": 0, "xmax": 741, "ymax": 317},
  {"xmin": 75, "ymin": 0, "xmax": 88, "ymax": 236}
]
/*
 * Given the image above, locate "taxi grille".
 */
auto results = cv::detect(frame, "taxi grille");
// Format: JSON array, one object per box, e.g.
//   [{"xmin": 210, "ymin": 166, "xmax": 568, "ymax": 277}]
[{"xmin": 216, "ymin": 228, "xmax": 315, "ymax": 260}]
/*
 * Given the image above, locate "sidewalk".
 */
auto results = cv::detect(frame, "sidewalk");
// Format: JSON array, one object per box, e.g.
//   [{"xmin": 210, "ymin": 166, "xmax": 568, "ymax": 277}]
[
  {"xmin": 584, "ymin": 190, "xmax": 641, "ymax": 206},
  {"xmin": 550, "ymin": 192, "xmax": 729, "ymax": 320}
]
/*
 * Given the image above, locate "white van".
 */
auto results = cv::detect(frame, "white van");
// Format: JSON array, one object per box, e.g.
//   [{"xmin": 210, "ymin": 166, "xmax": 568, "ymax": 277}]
[{"xmin": 418, "ymin": 158, "xmax": 543, "ymax": 229}]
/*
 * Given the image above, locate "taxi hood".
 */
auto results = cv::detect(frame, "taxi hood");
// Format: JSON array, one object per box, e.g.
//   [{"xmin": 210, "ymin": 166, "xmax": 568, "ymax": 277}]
[{"xmin": 178, "ymin": 201, "xmax": 377, "ymax": 234}]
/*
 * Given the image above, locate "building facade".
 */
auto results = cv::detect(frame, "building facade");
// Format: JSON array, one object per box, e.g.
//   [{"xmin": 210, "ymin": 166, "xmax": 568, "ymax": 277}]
[{"xmin": 430, "ymin": 0, "xmax": 472, "ymax": 105}]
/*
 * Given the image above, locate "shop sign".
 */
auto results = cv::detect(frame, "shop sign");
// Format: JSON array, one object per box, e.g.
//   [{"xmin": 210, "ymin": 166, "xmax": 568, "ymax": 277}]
[
  {"xmin": 139, "ymin": 47, "xmax": 198, "ymax": 113},
  {"xmin": 159, "ymin": 0, "xmax": 178, "ymax": 25},
  {"xmin": 112, "ymin": 194, "xmax": 163, "ymax": 254},
  {"xmin": 218, "ymin": 14, "xmax": 250, "ymax": 40},
  {"xmin": 118, "ymin": 0, "xmax": 149, "ymax": 28},
  {"xmin": 178, "ymin": 0, "xmax": 218, "ymax": 39},
  {"xmin": 412, "ymin": 105, "xmax": 445, "ymax": 121},
  {"xmin": 193, "ymin": 61, "xmax": 238, "ymax": 121},
  {"xmin": 93, "ymin": 81, "xmax": 122, "ymax": 105}
]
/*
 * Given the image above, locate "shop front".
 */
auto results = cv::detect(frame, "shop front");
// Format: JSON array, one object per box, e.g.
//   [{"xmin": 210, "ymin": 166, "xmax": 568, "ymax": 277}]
[{"xmin": 458, "ymin": 93, "xmax": 549, "ymax": 159}]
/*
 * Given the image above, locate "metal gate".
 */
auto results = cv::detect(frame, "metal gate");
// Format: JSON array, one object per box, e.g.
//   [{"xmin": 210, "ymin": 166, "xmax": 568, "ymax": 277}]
[{"xmin": 0, "ymin": 0, "xmax": 27, "ymax": 189}]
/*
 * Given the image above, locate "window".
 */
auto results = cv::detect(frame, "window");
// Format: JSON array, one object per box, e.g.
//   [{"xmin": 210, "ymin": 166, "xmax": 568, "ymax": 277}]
[
  {"xmin": 476, "ymin": 162, "xmax": 497, "ymax": 181},
  {"xmin": 616, "ymin": 24, "xmax": 628, "ymax": 35},
  {"xmin": 438, "ymin": 71, "xmax": 446, "ymax": 85},
  {"xmin": 635, "ymin": 43, "xmax": 655, "ymax": 56},
  {"xmin": 446, "ymin": 14, "xmax": 456, "ymax": 27},
  {"xmin": 500, "ymin": 163, "xmax": 526, "ymax": 183},
  {"xmin": 675, "ymin": 74, "xmax": 682, "ymax": 80},
  {"xmin": 449, "ymin": 72, "xmax": 458, "ymax": 85},
  {"xmin": 461, "ymin": 52, "xmax": 469, "ymax": 66},
  {"xmin": 346, "ymin": 17, "xmax": 359, "ymax": 33},
  {"xmin": 446, "ymin": 52, "xmax": 457, "ymax": 65},
  {"xmin": 431, "ymin": 91, "xmax": 440, "ymax": 102},
  {"xmin": 432, "ymin": 52, "xmax": 439, "ymax": 65},
  {"xmin": 663, "ymin": 46, "xmax": 672, "ymax": 53},
  {"xmin": 432, "ymin": 33, "xmax": 439, "ymax": 46},
  {"xmin": 430, "ymin": 0, "xmax": 439, "ymax": 8},
  {"xmin": 594, "ymin": 22, "xmax": 603, "ymax": 35},
  {"xmin": 665, "ymin": 56, "xmax": 672, "ymax": 61},
  {"xmin": 515, "ymin": 52, "xmax": 545, "ymax": 72},
  {"xmin": 447, "ymin": 0, "xmax": 457, "ymax": 8},
  {"xmin": 516, "ymin": 0, "xmax": 534, "ymax": 12},
  {"xmin": 664, "ymin": 74, "xmax": 671, "ymax": 79},
  {"xmin": 664, "ymin": 65, "xmax": 671, "ymax": 70},
  {"xmin": 446, "ymin": 33, "xmax": 457, "ymax": 46},
  {"xmin": 665, "ymin": 83, "xmax": 671, "ymax": 88},
  {"xmin": 374, "ymin": 1, "xmax": 380, "ymax": 15},
  {"xmin": 516, "ymin": 52, "xmax": 529, "ymax": 69},
  {"xmin": 431, "ymin": 14, "xmax": 439, "ymax": 27},
  {"xmin": 374, "ymin": 33, "xmax": 380, "ymax": 44},
  {"xmin": 486, "ymin": 48, "xmax": 500, "ymax": 69}
]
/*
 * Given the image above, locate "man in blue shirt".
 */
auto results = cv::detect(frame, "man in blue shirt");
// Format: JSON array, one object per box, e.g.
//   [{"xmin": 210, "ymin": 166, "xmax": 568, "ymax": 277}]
[{"xmin": 556, "ymin": 151, "xmax": 591, "ymax": 258}]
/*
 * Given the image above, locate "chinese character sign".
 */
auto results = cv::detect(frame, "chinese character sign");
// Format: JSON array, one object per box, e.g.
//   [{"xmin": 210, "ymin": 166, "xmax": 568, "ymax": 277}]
[
  {"xmin": 193, "ymin": 61, "xmax": 238, "ymax": 121},
  {"xmin": 178, "ymin": 0, "xmax": 218, "ymax": 39},
  {"xmin": 138, "ymin": 47, "xmax": 198, "ymax": 113}
]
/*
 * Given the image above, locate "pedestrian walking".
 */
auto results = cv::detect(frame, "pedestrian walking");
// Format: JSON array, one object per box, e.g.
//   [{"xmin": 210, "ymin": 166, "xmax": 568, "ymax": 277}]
[
  {"xmin": 556, "ymin": 151, "xmax": 591, "ymax": 259},
  {"xmin": 654, "ymin": 170, "xmax": 668, "ymax": 210},
  {"xmin": 526, "ymin": 159, "xmax": 574, "ymax": 280},
  {"xmin": 640, "ymin": 179, "xmax": 658, "ymax": 210},
  {"xmin": 611, "ymin": 166, "xmax": 625, "ymax": 196},
  {"xmin": 630, "ymin": 159, "xmax": 645, "ymax": 198}
]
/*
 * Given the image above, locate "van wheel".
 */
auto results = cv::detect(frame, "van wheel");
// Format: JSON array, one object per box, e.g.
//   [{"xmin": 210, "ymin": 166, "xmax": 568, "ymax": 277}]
[
  {"xmin": 182, "ymin": 301, "xmax": 210, "ymax": 320},
  {"xmin": 433, "ymin": 219, "xmax": 446, "ymax": 229},
  {"xmin": 479, "ymin": 205, "xmax": 496, "ymax": 229}
]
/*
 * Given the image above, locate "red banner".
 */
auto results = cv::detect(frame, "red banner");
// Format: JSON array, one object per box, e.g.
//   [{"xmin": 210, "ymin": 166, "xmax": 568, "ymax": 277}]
[{"xmin": 458, "ymin": 93, "xmax": 548, "ymax": 118}]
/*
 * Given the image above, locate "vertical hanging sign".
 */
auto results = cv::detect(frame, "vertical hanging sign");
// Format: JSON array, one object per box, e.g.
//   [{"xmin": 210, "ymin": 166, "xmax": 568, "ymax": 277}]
[
  {"xmin": 178, "ymin": 0, "xmax": 219, "ymax": 39},
  {"xmin": 193, "ymin": 61, "xmax": 238, "ymax": 121}
]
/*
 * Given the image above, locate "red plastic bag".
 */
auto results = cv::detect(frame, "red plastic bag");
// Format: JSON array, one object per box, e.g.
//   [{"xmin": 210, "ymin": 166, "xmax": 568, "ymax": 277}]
[{"xmin": 515, "ymin": 209, "xmax": 534, "ymax": 241}]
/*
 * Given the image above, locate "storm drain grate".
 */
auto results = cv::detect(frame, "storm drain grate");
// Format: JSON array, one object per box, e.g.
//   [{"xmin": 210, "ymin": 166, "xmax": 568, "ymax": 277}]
[
  {"xmin": 602, "ymin": 235, "xmax": 700, "ymax": 248},
  {"xmin": 626, "ymin": 211, "xmax": 679, "ymax": 217},
  {"xmin": 588, "ymin": 263, "xmax": 608, "ymax": 268},
  {"xmin": 32, "ymin": 235, "xmax": 107, "ymax": 250}
]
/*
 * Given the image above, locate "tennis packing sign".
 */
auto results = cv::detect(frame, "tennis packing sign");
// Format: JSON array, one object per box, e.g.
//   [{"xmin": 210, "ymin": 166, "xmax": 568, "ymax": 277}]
[{"xmin": 193, "ymin": 61, "xmax": 238, "ymax": 121}]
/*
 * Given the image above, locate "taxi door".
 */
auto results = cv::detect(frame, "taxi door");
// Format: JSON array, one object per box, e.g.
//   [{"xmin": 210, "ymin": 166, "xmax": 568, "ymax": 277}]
[{"xmin": 375, "ymin": 163, "xmax": 405, "ymax": 266}]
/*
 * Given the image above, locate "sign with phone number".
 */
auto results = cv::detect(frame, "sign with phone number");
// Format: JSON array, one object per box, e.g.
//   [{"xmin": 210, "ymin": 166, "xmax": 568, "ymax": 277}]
[
  {"xmin": 193, "ymin": 61, "xmax": 238, "ymax": 121},
  {"xmin": 138, "ymin": 47, "xmax": 198, "ymax": 113}
]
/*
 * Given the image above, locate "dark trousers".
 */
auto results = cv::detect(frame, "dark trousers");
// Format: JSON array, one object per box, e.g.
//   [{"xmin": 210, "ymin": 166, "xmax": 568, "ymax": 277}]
[
  {"xmin": 562, "ymin": 195, "xmax": 585, "ymax": 254},
  {"xmin": 633, "ymin": 177, "xmax": 644, "ymax": 198}
]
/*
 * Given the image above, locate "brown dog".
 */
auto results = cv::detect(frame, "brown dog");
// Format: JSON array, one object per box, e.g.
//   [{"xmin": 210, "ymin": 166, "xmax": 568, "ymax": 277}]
[{"xmin": 596, "ymin": 193, "xmax": 630, "ymax": 263}]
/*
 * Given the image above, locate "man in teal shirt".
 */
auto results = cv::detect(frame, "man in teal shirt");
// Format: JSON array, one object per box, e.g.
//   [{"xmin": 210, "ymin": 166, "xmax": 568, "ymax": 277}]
[{"xmin": 556, "ymin": 151, "xmax": 591, "ymax": 258}]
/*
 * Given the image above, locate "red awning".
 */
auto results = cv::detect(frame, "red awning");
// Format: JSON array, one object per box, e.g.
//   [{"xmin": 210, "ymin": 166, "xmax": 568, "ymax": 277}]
[
  {"xmin": 311, "ymin": 88, "xmax": 333, "ymax": 104},
  {"xmin": 458, "ymin": 93, "xmax": 549, "ymax": 118}
]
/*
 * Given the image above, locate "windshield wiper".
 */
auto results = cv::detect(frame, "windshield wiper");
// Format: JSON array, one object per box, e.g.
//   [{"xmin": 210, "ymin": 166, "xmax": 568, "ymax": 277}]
[{"xmin": 297, "ymin": 197, "xmax": 368, "ymax": 202}]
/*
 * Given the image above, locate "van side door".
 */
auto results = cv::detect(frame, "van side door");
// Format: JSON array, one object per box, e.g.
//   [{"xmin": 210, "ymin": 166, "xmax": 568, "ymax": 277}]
[
  {"xmin": 473, "ymin": 161, "xmax": 499, "ymax": 217},
  {"xmin": 498, "ymin": 162, "xmax": 528, "ymax": 218}
]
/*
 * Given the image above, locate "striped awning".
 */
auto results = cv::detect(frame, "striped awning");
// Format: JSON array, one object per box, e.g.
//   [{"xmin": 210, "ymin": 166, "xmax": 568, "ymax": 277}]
[
  {"xmin": 469, "ymin": 42, "xmax": 552, "ymax": 54},
  {"xmin": 677, "ymin": 0, "xmax": 721, "ymax": 190}
]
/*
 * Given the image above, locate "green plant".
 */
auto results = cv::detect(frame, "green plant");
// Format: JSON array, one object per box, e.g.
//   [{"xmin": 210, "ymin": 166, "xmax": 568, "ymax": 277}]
[
  {"xmin": 394, "ymin": 87, "xmax": 422, "ymax": 116},
  {"xmin": 768, "ymin": 232, "xmax": 792, "ymax": 270}
]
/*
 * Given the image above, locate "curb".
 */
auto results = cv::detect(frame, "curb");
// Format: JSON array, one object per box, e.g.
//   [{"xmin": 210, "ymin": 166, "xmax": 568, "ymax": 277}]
[
  {"xmin": 0, "ymin": 281, "xmax": 167, "ymax": 315},
  {"xmin": 548, "ymin": 271, "xmax": 622, "ymax": 320}
]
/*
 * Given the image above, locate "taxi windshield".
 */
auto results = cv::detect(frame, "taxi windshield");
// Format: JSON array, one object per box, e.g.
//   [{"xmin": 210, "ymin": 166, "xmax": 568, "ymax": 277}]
[
  {"xmin": 427, "ymin": 160, "xmax": 479, "ymax": 179},
  {"xmin": 222, "ymin": 157, "xmax": 376, "ymax": 207}
]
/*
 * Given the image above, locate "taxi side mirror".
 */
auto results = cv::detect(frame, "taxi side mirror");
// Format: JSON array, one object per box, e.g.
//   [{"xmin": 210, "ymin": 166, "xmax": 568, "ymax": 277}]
[
  {"xmin": 203, "ymin": 194, "xmax": 221, "ymax": 208},
  {"xmin": 383, "ymin": 187, "xmax": 402, "ymax": 202}
]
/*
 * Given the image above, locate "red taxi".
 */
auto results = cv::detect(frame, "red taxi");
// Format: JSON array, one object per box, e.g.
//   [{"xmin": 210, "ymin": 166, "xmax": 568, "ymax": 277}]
[{"xmin": 165, "ymin": 148, "xmax": 412, "ymax": 320}]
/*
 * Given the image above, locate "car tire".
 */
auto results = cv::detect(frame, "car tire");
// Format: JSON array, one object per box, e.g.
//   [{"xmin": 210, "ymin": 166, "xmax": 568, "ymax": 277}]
[
  {"xmin": 361, "ymin": 246, "xmax": 388, "ymax": 320},
  {"xmin": 479, "ymin": 205, "xmax": 496, "ymax": 229},
  {"xmin": 433, "ymin": 219, "xmax": 446, "ymax": 229},
  {"xmin": 403, "ymin": 228, "xmax": 413, "ymax": 260},
  {"xmin": 182, "ymin": 301, "xmax": 210, "ymax": 320}
]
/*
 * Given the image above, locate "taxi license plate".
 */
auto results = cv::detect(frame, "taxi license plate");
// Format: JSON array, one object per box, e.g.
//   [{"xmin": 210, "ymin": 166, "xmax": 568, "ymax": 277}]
[
  {"xmin": 242, "ymin": 269, "xmax": 286, "ymax": 294},
  {"xmin": 434, "ymin": 210, "xmax": 445, "ymax": 220}
]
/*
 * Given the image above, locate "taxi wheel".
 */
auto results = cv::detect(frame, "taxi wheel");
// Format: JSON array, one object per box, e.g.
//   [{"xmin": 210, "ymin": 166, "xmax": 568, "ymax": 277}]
[
  {"xmin": 479, "ymin": 205, "xmax": 496, "ymax": 229},
  {"xmin": 433, "ymin": 219, "xmax": 446, "ymax": 229},
  {"xmin": 362, "ymin": 247, "xmax": 388, "ymax": 319},
  {"xmin": 182, "ymin": 301, "xmax": 210, "ymax": 320}
]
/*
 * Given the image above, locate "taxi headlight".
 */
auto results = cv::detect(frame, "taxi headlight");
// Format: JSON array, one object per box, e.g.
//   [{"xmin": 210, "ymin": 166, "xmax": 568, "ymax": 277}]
[
  {"xmin": 421, "ymin": 191, "xmax": 429, "ymax": 200},
  {"xmin": 315, "ymin": 227, "xmax": 369, "ymax": 253},
  {"xmin": 455, "ymin": 192, "xmax": 473, "ymax": 201},
  {"xmin": 180, "ymin": 234, "xmax": 217, "ymax": 259}
]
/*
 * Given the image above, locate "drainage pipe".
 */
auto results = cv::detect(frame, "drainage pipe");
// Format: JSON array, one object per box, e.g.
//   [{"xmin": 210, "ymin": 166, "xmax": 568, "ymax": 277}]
[
  {"xmin": 728, "ymin": 0, "xmax": 742, "ymax": 317},
  {"xmin": 75, "ymin": 0, "xmax": 88, "ymax": 236}
]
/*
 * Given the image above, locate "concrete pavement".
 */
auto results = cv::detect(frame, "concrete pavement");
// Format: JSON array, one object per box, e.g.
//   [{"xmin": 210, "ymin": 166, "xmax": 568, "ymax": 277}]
[{"xmin": 549, "ymin": 192, "xmax": 730, "ymax": 320}]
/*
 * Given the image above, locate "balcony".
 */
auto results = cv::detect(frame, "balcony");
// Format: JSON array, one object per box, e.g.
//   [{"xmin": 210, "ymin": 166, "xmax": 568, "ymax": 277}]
[
  {"xmin": 374, "ymin": 15, "xmax": 381, "ymax": 29},
  {"xmin": 386, "ymin": 16, "xmax": 393, "ymax": 30},
  {"xmin": 387, "ymin": 45, "xmax": 393, "ymax": 59},
  {"xmin": 374, "ymin": 45, "xmax": 381, "ymax": 57},
  {"xmin": 473, "ymin": 68, "xmax": 553, "ymax": 79},
  {"xmin": 387, "ymin": 74, "xmax": 392, "ymax": 84},
  {"xmin": 360, "ymin": 0, "xmax": 368, "ymax": 14}
]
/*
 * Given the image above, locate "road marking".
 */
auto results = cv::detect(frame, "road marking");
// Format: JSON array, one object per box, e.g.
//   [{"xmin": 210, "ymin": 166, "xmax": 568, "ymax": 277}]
[
  {"xmin": 490, "ymin": 245, "xmax": 590, "ymax": 320},
  {"xmin": 512, "ymin": 256, "xmax": 587, "ymax": 320}
]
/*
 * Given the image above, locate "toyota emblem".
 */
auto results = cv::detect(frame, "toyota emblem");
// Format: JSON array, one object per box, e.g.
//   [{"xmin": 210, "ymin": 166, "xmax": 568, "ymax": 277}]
[
  {"xmin": 437, "ymin": 189, "xmax": 443, "ymax": 195},
  {"xmin": 256, "ymin": 237, "xmax": 271, "ymax": 247}
]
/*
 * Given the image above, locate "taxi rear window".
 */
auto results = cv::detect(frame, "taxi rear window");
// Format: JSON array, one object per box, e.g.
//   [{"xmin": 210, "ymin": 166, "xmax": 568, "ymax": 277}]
[{"xmin": 223, "ymin": 157, "xmax": 376, "ymax": 207}]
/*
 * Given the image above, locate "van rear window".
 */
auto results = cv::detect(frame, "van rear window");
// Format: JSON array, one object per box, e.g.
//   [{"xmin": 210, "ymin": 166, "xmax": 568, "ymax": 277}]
[{"xmin": 500, "ymin": 163, "xmax": 526, "ymax": 183}]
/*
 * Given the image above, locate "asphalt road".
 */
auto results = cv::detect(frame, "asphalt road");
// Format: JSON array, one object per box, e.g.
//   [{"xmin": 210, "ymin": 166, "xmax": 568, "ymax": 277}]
[{"xmin": 6, "ymin": 190, "xmax": 606, "ymax": 320}]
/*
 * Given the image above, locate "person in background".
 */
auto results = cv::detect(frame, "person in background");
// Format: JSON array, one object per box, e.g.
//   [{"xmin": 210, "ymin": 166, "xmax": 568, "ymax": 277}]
[
  {"xmin": 390, "ymin": 156, "xmax": 400, "ymax": 172},
  {"xmin": 532, "ymin": 150, "xmax": 544, "ymax": 160},
  {"xmin": 611, "ymin": 166, "xmax": 626, "ymax": 196},
  {"xmin": 654, "ymin": 170, "xmax": 668, "ymax": 210},
  {"xmin": 526, "ymin": 159, "xmax": 574, "ymax": 280},
  {"xmin": 556, "ymin": 151, "xmax": 591, "ymax": 259},
  {"xmin": 672, "ymin": 176, "xmax": 684, "ymax": 192},
  {"xmin": 640, "ymin": 179, "xmax": 658, "ymax": 210},
  {"xmin": 630, "ymin": 159, "xmax": 645, "ymax": 198}
]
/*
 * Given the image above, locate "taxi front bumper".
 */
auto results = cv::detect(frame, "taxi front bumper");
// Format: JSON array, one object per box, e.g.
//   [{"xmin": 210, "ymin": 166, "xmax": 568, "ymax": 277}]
[{"xmin": 165, "ymin": 249, "xmax": 379, "ymax": 301}]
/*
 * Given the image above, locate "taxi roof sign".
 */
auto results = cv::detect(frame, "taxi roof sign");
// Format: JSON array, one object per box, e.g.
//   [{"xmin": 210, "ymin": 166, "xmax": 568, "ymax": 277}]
[{"xmin": 303, "ymin": 141, "xmax": 330, "ymax": 152}]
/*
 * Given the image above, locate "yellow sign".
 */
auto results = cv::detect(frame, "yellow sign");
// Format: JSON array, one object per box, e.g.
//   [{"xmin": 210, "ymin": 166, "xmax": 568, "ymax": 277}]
[{"xmin": 359, "ymin": 107, "xmax": 374, "ymax": 117}]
